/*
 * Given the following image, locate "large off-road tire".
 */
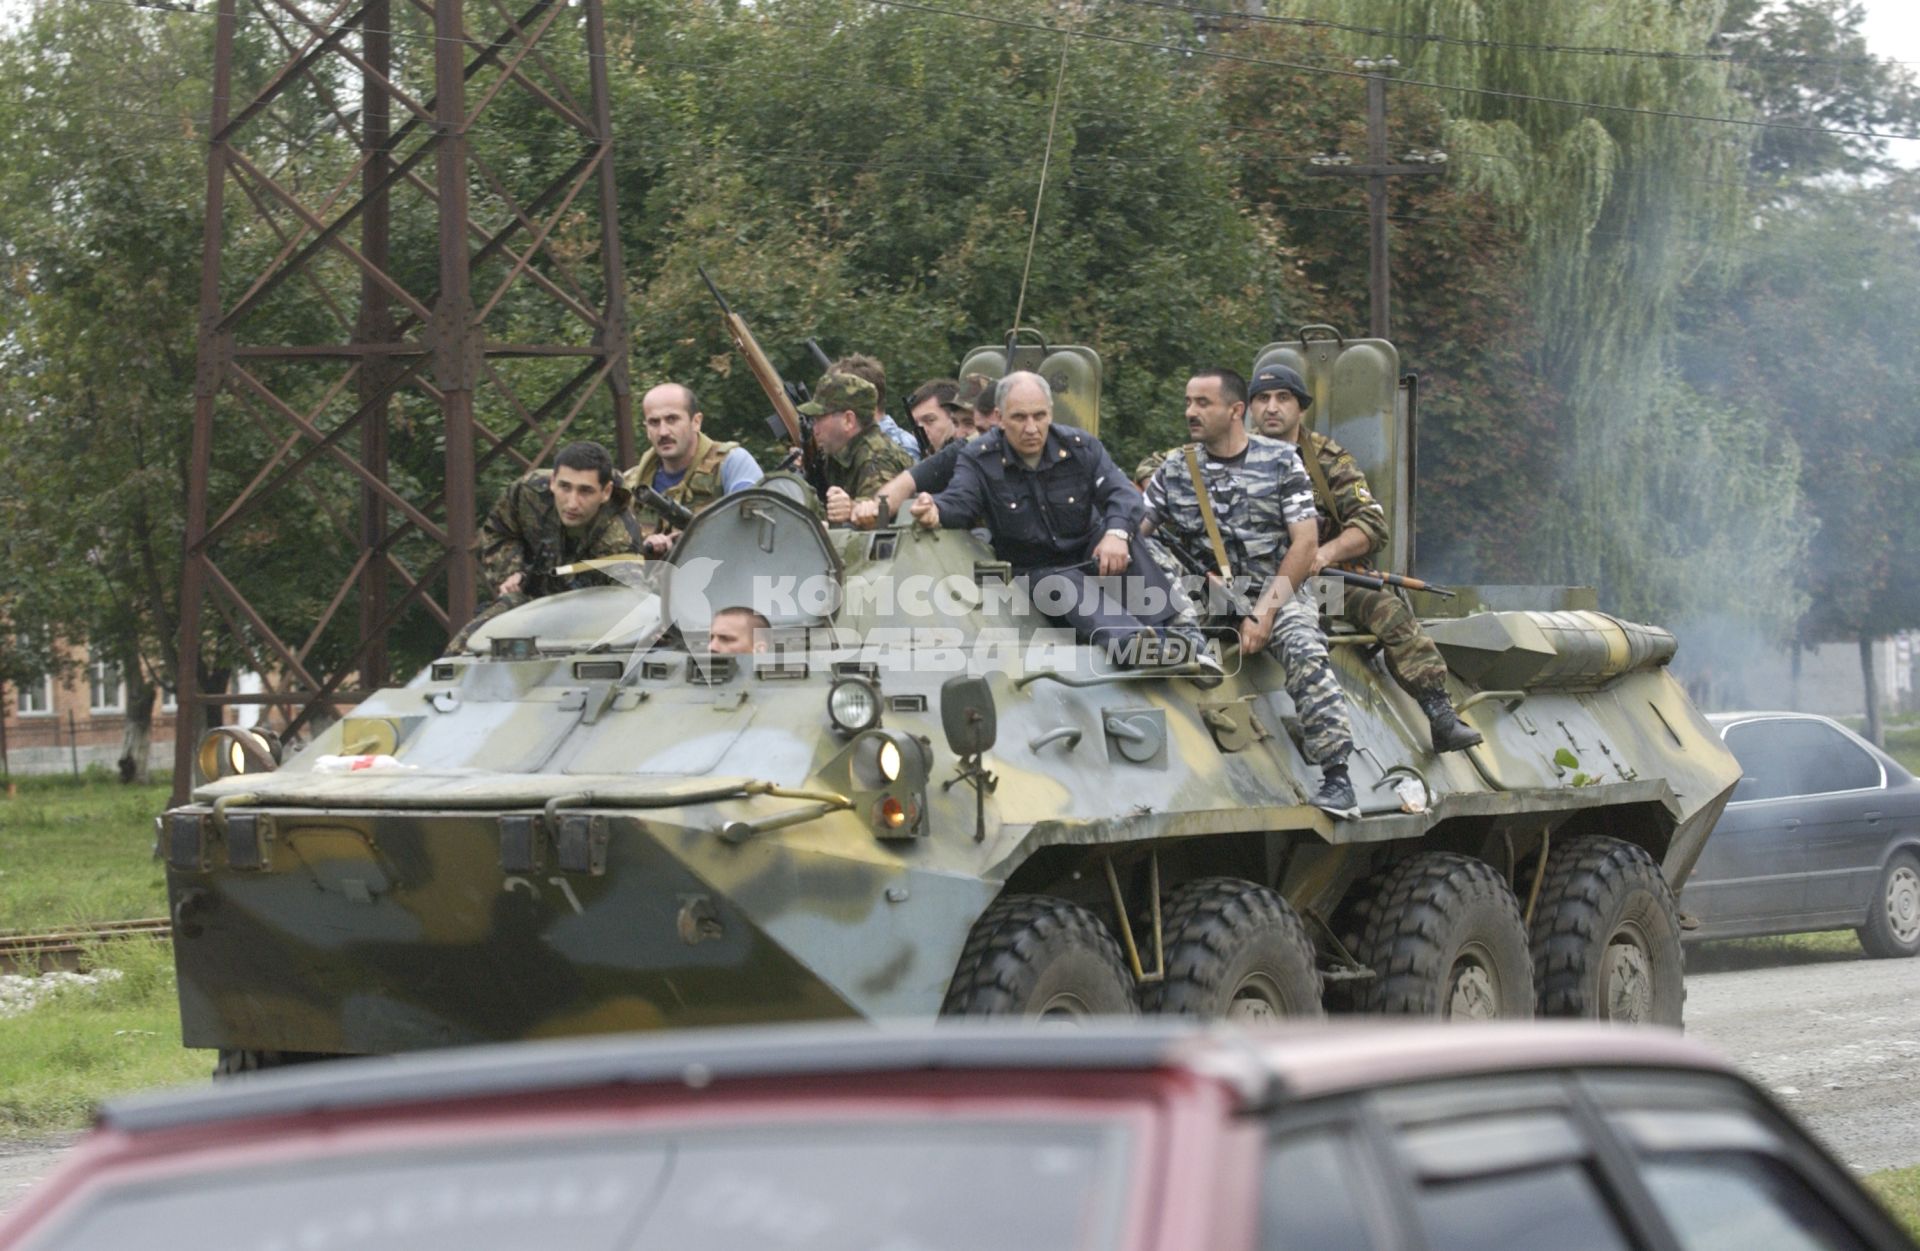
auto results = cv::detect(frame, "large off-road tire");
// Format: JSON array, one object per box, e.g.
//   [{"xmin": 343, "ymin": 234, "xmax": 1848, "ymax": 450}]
[
  {"xmin": 1530, "ymin": 835, "xmax": 1685, "ymax": 1026},
  {"xmin": 1857, "ymin": 850, "xmax": 1920, "ymax": 959},
  {"xmin": 941, "ymin": 895, "xmax": 1138, "ymax": 1019},
  {"xmin": 1145, "ymin": 878, "xmax": 1323, "ymax": 1021},
  {"xmin": 1337, "ymin": 853, "xmax": 1534, "ymax": 1019}
]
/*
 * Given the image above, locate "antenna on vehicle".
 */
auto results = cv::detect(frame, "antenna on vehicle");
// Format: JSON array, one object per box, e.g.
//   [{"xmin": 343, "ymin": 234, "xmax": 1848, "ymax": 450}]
[{"xmin": 1009, "ymin": 23, "xmax": 1070, "ymax": 342}]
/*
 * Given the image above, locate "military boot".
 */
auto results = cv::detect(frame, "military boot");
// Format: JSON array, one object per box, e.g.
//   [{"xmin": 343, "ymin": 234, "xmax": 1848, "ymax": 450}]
[
  {"xmin": 1308, "ymin": 763, "xmax": 1359, "ymax": 820},
  {"xmin": 1419, "ymin": 689, "xmax": 1484, "ymax": 753}
]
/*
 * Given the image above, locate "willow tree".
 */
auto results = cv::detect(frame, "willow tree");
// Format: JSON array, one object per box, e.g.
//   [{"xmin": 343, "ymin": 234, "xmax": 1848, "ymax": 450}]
[{"xmin": 1277, "ymin": 0, "xmax": 1805, "ymax": 633}]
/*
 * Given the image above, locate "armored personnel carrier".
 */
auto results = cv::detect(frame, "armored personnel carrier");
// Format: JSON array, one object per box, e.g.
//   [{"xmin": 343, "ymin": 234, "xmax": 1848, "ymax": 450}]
[{"xmin": 164, "ymin": 330, "xmax": 1739, "ymax": 1067}]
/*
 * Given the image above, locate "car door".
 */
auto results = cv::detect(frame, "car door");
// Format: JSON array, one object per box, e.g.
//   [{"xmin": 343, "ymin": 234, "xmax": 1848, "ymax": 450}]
[
  {"xmin": 1689, "ymin": 719, "xmax": 1817, "ymax": 934},
  {"xmin": 1783, "ymin": 722, "xmax": 1891, "ymax": 920}
]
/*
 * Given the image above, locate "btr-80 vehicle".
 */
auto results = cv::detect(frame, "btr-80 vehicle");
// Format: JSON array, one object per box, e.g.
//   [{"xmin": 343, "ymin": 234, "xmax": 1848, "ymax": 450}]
[{"xmin": 164, "ymin": 330, "xmax": 1740, "ymax": 1068}]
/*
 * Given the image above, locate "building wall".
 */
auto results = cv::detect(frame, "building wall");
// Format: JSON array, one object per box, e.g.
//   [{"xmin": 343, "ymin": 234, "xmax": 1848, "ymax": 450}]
[
  {"xmin": 1682, "ymin": 632, "xmax": 1917, "ymax": 719},
  {"xmin": 2, "ymin": 645, "xmax": 178, "ymax": 777}
]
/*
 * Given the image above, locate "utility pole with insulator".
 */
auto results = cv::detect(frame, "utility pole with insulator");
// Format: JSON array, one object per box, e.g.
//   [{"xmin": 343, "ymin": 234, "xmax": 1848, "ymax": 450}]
[{"xmin": 1305, "ymin": 57, "xmax": 1447, "ymax": 340}]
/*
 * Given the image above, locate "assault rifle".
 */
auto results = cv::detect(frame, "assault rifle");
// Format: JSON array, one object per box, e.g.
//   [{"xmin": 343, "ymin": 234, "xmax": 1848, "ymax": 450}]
[
  {"xmin": 1329, "ymin": 563, "xmax": 1457, "ymax": 598},
  {"xmin": 631, "ymin": 483, "xmax": 694, "ymax": 532},
  {"xmin": 698, "ymin": 266, "xmax": 819, "ymax": 487}
]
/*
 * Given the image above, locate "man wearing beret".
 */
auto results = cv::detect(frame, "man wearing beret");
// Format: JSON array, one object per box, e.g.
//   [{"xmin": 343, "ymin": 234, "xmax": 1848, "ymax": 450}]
[
  {"xmin": 1248, "ymin": 363, "xmax": 1481, "ymax": 754},
  {"xmin": 811, "ymin": 371, "xmax": 915, "ymax": 525}
]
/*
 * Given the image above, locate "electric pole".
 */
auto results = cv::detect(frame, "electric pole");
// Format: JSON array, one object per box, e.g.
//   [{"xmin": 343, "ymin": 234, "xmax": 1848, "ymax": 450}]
[
  {"xmin": 1305, "ymin": 57, "xmax": 1447, "ymax": 340},
  {"xmin": 173, "ymin": 0, "xmax": 633, "ymax": 803}
]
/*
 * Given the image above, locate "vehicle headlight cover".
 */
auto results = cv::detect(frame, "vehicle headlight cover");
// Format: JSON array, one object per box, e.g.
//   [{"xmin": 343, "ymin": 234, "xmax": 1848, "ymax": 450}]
[
  {"xmin": 878, "ymin": 738, "xmax": 903, "ymax": 783},
  {"xmin": 828, "ymin": 677, "xmax": 881, "ymax": 734},
  {"xmin": 194, "ymin": 726, "xmax": 281, "ymax": 784}
]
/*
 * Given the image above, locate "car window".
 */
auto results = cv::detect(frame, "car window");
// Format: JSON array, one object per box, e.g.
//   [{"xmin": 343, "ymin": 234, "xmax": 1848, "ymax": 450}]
[
  {"xmin": 1637, "ymin": 1151, "xmax": 1872, "ymax": 1251},
  {"xmin": 1724, "ymin": 720, "xmax": 1881, "ymax": 801},
  {"xmin": 1412, "ymin": 1163, "xmax": 1635, "ymax": 1251},
  {"xmin": 1261, "ymin": 1126, "xmax": 1381, "ymax": 1251},
  {"xmin": 23, "ymin": 1120, "xmax": 1132, "ymax": 1251}
]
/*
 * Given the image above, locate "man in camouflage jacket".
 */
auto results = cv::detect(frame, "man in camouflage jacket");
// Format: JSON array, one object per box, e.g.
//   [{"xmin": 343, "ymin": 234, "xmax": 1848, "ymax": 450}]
[
  {"xmin": 448, "ymin": 440, "xmax": 641, "ymax": 652},
  {"xmin": 1141, "ymin": 368, "xmax": 1360, "ymax": 817},
  {"xmin": 809, "ymin": 372, "xmax": 915, "ymax": 523},
  {"xmin": 1247, "ymin": 364, "xmax": 1480, "ymax": 753}
]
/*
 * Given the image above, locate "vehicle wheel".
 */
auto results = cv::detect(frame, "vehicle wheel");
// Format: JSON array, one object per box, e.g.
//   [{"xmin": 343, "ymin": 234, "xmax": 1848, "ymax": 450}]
[
  {"xmin": 1530, "ymin": 835, "xmax": 1684, "ymax": 1026},
  {"xmin": 942, "ymin": 895, "xmax": 1137, "ymax": 1019},
  {"xmin": 1336, "ymin": 853, "xmax": 1533, "ymax": 1019},
  {"xmin": 1857, "ymin": 850, "xmax": 1920, "ymax": 959},
  {"xmin": 1145, "ymin": 878, "xmax": 1324, "ymax": 1021}
]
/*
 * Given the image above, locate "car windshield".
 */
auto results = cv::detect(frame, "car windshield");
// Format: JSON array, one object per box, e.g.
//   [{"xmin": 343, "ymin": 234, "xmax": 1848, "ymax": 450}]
[{"xmin": 25, "ymin": 1119, "xmax": 1132, "ymax": 1251}]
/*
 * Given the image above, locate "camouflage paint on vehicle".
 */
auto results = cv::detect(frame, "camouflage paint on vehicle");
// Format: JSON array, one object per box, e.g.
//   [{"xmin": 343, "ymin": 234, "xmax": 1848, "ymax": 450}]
[{"xmin": 164, "ymin": 334, "xmax": 1740, "ymax": 1055}]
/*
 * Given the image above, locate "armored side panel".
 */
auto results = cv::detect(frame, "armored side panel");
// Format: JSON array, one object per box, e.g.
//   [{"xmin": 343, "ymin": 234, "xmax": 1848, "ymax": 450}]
[
  {"xmin": 1252, "ymin": 334, "xmax": 1407, "ymax": 574},
  {"xmin": 958, "ymin": 341, "xmax": 1101, "ymax": 436}
]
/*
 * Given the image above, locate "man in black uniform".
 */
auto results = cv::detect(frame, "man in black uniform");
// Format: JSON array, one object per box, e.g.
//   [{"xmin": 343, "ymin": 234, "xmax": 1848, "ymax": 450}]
[{"xmin": 909, "ymin": 371, "xmax": 1218, "ymax": 679}]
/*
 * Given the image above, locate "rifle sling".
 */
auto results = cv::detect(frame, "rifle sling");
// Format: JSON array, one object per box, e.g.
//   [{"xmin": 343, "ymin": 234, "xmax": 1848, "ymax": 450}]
[
  {"xmin": 1298, "ymin": 428, "xmax": 1339, "ymax": 523},
  {"xmin": 1184, "ymin": 445, "xmax": 1233, "ymax": 581}
]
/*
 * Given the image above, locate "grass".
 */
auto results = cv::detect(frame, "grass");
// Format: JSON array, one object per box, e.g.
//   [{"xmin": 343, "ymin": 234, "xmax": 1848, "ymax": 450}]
[
  {"xmin": 0, "ymin": 938, "xmax": 211, "ymax": 1136},
  {"xmin": 1867, "ymin": 1165, "xmax": 1920, "ymax": 1239},
  {"xmin": 0, "ymin": 775, "xmax": 207, "ymax": 1137},
  {"xmin": 1685, "ymin": 928, "xmax": 1866, "ymax": 974},
  {"xmin": 0, "ymin": 772, "xmax": 173, "ymax": 932},
  {"xmin": 1886, "ymin": 720, "xmax": 1920, "ymax": 775}
]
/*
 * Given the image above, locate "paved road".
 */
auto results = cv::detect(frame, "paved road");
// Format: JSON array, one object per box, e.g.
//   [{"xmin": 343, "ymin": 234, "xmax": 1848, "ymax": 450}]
[
  {"xmin": 1687, "ymin": 938, "xmax": 1920, "ymax": 1174},
  {"xmin": 2, "ymin": 947, "xmax": 1916, "ymax": 1214}
]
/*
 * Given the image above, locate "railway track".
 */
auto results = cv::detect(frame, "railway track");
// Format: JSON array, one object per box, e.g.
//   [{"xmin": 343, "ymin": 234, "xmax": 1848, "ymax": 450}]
[{"xmin": 0, "ymin": 918, "xmax": 173, "ymax": 976}]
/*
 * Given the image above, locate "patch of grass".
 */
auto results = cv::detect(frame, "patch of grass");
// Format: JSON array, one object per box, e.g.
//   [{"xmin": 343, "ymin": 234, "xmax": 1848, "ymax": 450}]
[
  {"xmin": 1867, "ymin": 1163, "xmax": 1920, "ymax": 1240},
  {"xmin": 0, "ymin": 938, "xmax": 211, "ymax": 1136},
  {"xmin": 0, "ymin": 772, "xmax": 172, "ymax": 931},
  {"xmin": 1885, "ymin": 721, "xmax": 1920, "ymax": 776},
  {"xmin": 1685, "ymin": 929, "xmax": 1864, "ymax": 973}
]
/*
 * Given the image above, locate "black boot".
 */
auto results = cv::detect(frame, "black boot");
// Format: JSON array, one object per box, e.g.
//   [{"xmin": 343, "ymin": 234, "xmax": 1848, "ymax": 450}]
[
  {"xmin": 1419, "ymin": 689, "xmax": 1484, "ymax": 753},
  {"xmin": 1308, "ymin": 763, "xmax": 1359, "ymax": 820}
]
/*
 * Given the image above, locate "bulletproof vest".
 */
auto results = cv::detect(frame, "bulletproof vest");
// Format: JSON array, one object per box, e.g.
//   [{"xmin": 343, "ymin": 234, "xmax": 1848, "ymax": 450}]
[{"xmin": 631, "ymin": 433, "xmax": 739, "ymax": 523}]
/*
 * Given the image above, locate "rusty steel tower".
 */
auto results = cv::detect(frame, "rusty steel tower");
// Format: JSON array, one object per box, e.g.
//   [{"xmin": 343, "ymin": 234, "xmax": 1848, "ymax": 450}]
[{"xmin": 173, "ymin": 0, "xmax": 632, "ymax": 801}]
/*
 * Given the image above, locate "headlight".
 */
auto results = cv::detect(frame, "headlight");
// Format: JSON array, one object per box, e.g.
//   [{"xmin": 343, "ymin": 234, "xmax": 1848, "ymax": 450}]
[
  {"xmin": 828, "ymin": 678, "xmax": 881, "ymax": 734},
  {"xmin": 877, "ymin": 738, "xmax": 903, "ymax": 783},
  {"xmin": 194, "ymin": 726, "xmax": 280, "ymax": 784},
  {"xmin": 850, "ymin": 729, "xmax": 930, "ymax": 793}
]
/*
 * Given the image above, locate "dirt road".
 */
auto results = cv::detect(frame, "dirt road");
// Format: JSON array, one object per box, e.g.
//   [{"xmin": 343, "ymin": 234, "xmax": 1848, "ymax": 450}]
[
  {"xmin": 1687, "ymin": 939, "xmax": 1920, "ymax": 1174},
  {"xmin": 1, "ymin": 947, "xmax": 1915, "ymax": 1215}
]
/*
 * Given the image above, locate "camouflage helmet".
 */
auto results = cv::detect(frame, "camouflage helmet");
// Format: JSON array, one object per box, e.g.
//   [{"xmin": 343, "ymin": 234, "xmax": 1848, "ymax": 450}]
[
  {"xmin": 1248, "ymin": 364, "xmax": 1311, "ymax": 409},
  {"xmin": 954, "ymin": 372, "xmax": 997, "ymax": 414},
  {"xmin": 798, "ymin": 371, "xmax": 879, "ymax": 418}
]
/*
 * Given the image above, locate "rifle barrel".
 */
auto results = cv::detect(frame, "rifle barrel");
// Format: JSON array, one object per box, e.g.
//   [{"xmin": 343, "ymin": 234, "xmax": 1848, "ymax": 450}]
[{"xmin": 696, "ymin": 265, "xmax": 730, "ymax": 316}]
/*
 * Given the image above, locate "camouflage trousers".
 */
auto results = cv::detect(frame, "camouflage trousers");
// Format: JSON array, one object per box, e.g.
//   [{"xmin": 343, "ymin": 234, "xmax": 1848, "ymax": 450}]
[
  {"xmin": 1267, "ymin": 594, "xmax": 1354, "ymax": 768},
  {"xmin": 445, "ymin": 591, "xmax": 531, "ymax": 655},
  {"xmin": 1340, "ymin": 585, "xmax": 1449, "ymax": 696}
]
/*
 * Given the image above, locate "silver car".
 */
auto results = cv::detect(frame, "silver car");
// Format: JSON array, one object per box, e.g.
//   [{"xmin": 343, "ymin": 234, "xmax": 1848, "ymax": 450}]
[{"xmin": 1685, "ymin": 712, "xmax": 1920, "ymax": 955}]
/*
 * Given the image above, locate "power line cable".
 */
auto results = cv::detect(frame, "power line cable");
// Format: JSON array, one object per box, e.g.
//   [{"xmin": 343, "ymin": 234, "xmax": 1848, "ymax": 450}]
[{"xmin": 855, "ymin": 0, "xmax": 1920, "ymax": 142}]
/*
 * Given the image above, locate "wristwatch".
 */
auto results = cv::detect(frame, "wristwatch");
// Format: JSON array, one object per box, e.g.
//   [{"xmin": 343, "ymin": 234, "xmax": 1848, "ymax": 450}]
[{"xmin": 1103, "ymin": 528, "xmax": 1131, "ymax": 544}]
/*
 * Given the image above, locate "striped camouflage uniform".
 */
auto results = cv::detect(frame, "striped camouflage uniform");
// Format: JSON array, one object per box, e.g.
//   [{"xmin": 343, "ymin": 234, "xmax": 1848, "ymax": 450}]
[{"xmin": 1143, "ymin": 436, "xmax": 1354, "ymax": 768}]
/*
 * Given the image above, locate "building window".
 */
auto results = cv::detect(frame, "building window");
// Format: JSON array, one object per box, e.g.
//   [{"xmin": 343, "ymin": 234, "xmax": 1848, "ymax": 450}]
[
  {"xmin": 88, "ymin": 650, "xmax": 125, "ymax": 714},
  {"xmin": 16, "ymin": 672, "xmax": 53, "ymax": 717}
]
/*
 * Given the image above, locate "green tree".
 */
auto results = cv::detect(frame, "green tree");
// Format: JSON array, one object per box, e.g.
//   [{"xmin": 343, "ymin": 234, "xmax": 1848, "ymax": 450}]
[{"xmin": 1280, "ymin": 0, "xmax": 1807, "ymax": 635}]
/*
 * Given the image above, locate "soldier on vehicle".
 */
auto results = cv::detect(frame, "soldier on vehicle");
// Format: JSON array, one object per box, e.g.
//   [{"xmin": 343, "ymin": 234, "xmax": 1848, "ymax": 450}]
[
  {"xmin": 1141, "ymin": 369, "xmax": 1360, "ymax": 817},
  {"xmin": 852, "ymin": 372, "xmax": 999, "ymax": 529},
  {"xmin": 1247, "ymin": 364, "xmax": 1481, "ymax": 753},
  {"xmin": 829, "ymin": 352, "xmax": 925, "ymax": 459},
  {"xmin": 904, "ymin": 378, "xmax": 965, "ymax": 455},
  {"xmin": 448, "ymin": 440, "xmax": 641, "ymax": 652},
  {"xmin": 910, "ymin": 370, "xmax": 1220, "ymax": 681},
  {"xmin": 623, "ymin": 382, "xmax": 764, "ymax": 554},
  {"xmin": 815, "ymin": 372, "xmax": 917, "ymax": 525},
  {"xmin": 706, "ymin": 606, "xmax": 771, "ymax": 656}
]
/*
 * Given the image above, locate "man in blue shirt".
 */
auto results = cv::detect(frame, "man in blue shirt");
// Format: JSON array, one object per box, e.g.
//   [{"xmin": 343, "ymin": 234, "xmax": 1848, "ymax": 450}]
[{"xmin": 624, "ymin": 382, "xmax": 763, "ymax": 554}]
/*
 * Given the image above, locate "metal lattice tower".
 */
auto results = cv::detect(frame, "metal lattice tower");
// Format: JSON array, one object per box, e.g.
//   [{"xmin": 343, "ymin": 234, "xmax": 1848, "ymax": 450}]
[{"xmin": 173, "ymin": 0, "xmax": 632, "ymax": 802}]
